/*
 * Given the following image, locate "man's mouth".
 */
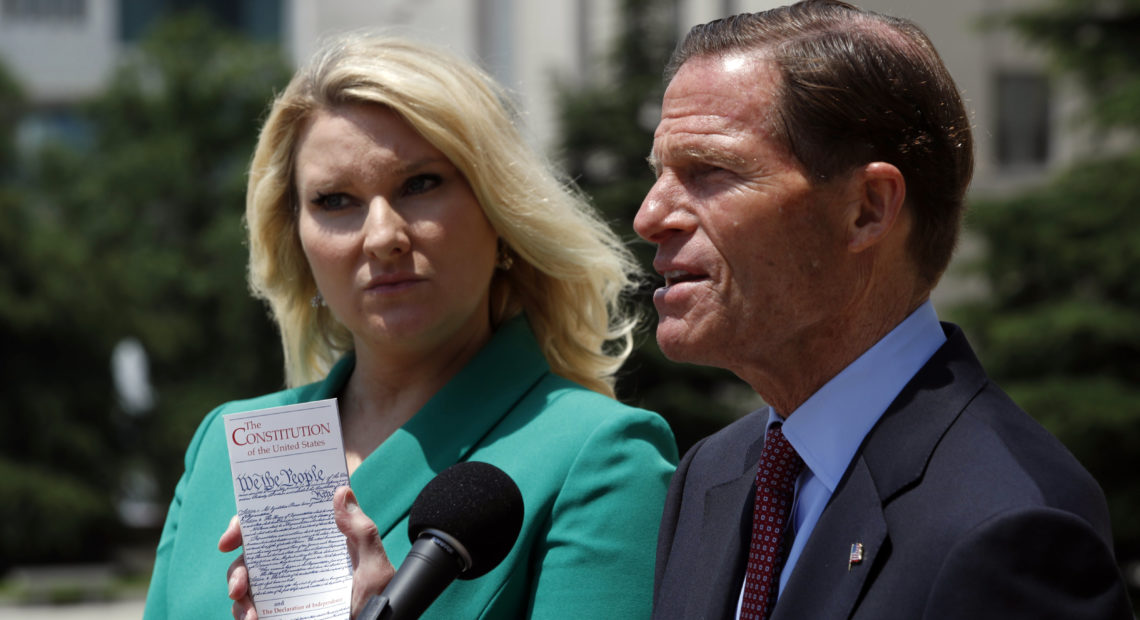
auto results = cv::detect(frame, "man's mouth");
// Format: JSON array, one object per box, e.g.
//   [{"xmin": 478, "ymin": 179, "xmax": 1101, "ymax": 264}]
[{"xmin": 663, "ymin": 270, "xmax": 705, "ymax": 287}]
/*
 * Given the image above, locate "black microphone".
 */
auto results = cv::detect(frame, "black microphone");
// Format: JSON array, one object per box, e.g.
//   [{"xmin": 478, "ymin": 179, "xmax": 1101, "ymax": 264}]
[{"xmin": 357, "ymin": 461, "xmax": 524, "ymax": 620}]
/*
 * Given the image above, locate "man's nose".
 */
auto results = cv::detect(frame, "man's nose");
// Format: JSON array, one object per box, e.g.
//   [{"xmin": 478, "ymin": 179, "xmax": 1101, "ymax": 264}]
[{"xmin": 634, "ymin": 174, "xmax": 683, "ymax": 244}]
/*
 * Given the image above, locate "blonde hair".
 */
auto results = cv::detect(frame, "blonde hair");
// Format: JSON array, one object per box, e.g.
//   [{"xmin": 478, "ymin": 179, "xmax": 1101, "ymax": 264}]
[{"xmin": 245, "ymin": 33, "xmax": 641, "ymax": 396}]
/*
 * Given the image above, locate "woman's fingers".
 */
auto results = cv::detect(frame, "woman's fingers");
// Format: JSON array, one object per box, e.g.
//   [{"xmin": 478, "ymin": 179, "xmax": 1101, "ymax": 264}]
[
  {"xmin": 226, "ymin": 552, "xmax": 250, "ymax": 601},
  {"xmin": 333, "ymin": 486, "xmax": 396, "ymax": 618},
  {"xmin": 232, "ymin": 597, "xmax": 257, "ymax": 620},
  {"xmin": 219, "ymin": 514, "xmax": 257, "ymax": 619},
  {"xmin": 218, "ymin": 514, "xmax": 243, "ymax": 552}
]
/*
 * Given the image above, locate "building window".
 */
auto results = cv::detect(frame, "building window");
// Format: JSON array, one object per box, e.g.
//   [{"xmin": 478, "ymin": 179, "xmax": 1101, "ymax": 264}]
[
  {"xmin": 995, "ymin": 70, "xmax": 1050, "ymax": 168},
  {"xmin": 118, "ymin": 0, "xmax": 281, "ymax": 43},
  {"xmin": 1, "ymin": 0, "xmax": 86, "ymax": 22}
]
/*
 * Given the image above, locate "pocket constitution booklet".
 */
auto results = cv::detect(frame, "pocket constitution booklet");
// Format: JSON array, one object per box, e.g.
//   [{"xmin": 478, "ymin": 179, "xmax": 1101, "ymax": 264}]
[{"xmin": 224, "ymin": 399, "xmax": 353, "ymax": 619}]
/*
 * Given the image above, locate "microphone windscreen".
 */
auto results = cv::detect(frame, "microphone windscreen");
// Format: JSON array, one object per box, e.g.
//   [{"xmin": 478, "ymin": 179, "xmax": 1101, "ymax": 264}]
[{"xmin": 408, "ymin": 461, "xmax": 524, "ymax": 579}]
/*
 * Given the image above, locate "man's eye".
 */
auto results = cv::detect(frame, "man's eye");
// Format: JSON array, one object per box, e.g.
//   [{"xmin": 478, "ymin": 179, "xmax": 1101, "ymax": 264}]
[
  {"xmin": 403, "ymin": 174, "xmax": 442, "ymax": 197},
  {"xmin": 312, "ymin": 192, "xmax": 353, "ymax": 211},
  {"xmin": 695, "ymin": 164, "xmax": 729, "ymax": 176}
]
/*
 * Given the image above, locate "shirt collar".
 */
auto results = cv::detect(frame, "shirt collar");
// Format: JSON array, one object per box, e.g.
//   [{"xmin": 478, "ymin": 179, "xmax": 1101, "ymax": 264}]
[{"xmin": 770, "ymin": 301, "xmax": 946, "ymax": 492}]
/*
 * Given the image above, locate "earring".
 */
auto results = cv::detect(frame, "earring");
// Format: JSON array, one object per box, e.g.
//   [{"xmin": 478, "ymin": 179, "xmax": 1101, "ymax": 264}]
[
  {"xmin": 496, "ymin": 243, "xmax": 514, "ymax": 271},
  {"xmin": 310, "ymin": 292, "xmax": 325, "ymax": 308}
]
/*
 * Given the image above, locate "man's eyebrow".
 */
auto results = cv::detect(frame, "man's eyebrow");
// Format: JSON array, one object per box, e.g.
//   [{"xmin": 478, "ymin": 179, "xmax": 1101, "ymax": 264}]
[
  {"xmin": 646, "ymin": 146, "xmax": 748, "ymax": 173},
  {"xmin": 681, "ymin": 147, "xmax": 747, "ymax": 169}
]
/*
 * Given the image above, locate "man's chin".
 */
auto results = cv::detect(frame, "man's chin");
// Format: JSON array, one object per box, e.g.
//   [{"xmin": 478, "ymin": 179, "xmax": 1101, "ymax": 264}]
[{"xmin": 655, "ymin": 322, "xmax": 708, "ymax": 365}]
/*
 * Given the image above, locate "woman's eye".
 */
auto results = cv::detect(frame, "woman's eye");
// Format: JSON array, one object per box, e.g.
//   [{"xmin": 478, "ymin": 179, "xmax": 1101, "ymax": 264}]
[
  {"xmin": 312, "ymin": 192, "xmax": 352, "ymax": 211},
  {"xmin": 402, "ymin": 174, "xmax": 442, "ymax": 197}
]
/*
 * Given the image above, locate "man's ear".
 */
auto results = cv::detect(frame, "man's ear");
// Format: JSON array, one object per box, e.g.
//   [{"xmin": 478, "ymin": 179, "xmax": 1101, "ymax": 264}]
[{"xmin": 847, "ymin": 161, "xmax": 906, "ymax": 253}]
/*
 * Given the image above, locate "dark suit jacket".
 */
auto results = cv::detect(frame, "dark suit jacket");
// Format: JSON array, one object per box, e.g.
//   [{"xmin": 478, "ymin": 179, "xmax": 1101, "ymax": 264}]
[{"xmin": 653, "ymin": 323, "xmax": 1133, "ymax": 619}]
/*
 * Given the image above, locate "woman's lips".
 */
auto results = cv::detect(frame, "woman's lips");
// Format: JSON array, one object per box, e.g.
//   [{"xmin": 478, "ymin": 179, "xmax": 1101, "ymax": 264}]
[{"xmin": 364, "ymin": 274, "xmax": 423, "ymax": 293}]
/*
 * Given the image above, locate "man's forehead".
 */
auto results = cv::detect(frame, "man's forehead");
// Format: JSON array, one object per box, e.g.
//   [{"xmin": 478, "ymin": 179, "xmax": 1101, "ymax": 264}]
[
  {"xmin": 663, "ymin": 54, "xmax": 779, "ymax": 117},
  {"xmin": 718, "ymin": 53, "xmax": 759, "ymax": 74},
  {"xmin": 670, "ymin": 52, "xmax": 777, "ymax": 88},
  {"xmin": 651, "ymin": 56, "xmax": 781, "ymax": 157}
]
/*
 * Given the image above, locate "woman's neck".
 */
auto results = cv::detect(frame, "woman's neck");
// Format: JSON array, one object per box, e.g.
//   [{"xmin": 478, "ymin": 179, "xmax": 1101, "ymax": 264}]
[{"xmin": 338, "ymin": 325, "xmax": 492, "ymax": 474}]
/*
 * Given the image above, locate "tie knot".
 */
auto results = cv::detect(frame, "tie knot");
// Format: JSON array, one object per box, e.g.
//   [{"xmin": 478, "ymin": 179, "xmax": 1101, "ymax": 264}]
[{"xmin": 758, "ymin": 424, "xmax": 803, "ymax": 491}]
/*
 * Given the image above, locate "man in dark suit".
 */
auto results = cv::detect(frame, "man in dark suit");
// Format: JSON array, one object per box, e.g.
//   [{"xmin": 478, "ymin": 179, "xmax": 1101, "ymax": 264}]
[{"xmin": 634, "ymin": 1, "xmax": 1133, "ymax": 618}]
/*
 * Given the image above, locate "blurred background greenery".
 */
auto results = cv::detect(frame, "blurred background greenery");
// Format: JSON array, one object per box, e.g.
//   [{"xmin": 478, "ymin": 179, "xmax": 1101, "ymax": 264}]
[
  {"xmin": 0, "ymin": 0, "xmax": 1136, "ymax": 611},
  {"xmin": 0, "ymin": 13, "xmax": 290, "ymax": 576}
]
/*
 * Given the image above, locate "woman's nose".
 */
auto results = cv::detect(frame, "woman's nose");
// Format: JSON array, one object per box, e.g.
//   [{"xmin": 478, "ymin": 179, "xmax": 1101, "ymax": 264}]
[{"xmin": 361, "ymin": 197, "xmax": 411, "ymax": 259}]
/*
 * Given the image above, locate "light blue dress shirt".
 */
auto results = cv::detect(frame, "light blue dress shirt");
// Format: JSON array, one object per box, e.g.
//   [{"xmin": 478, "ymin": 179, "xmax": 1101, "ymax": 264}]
[{"xmin": 736, "ymin": 301, "xmax": 946, "ymax": 618}]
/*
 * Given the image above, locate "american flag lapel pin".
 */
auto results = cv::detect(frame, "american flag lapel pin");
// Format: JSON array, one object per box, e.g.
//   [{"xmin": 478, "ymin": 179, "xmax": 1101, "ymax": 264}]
[{"xmin": 848, "ymin": 542, "xmax": 864, "ymax": 571}]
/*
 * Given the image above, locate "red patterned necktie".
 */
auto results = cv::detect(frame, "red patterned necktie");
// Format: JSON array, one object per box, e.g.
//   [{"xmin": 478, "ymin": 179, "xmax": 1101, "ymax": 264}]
[{"xmin": 740, "ymin": 423, "xmax": 804, "ymax": 620}]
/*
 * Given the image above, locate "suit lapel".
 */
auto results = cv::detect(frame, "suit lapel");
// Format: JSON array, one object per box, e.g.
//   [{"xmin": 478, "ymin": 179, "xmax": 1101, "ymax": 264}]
[
  {"xmin": 858, "ymin": 324, "xmax": 987, "ymax": 502},
  {"xmin": 772, "ymin": 323, "xmax": 988, "ymax": 619},
  {"xmin": 683, "ymin": 419, "xmax": 769, "ymax": 620},
  {"xmin": 690, "ymin": 466, "xmax": 758, "ymax": 620},
  {"xmin": 349, "ymin": 318, "xmax": 547, "ymax": 539},
  {"xmin": 772, "ymin": 458, "xmax": 886, "ymax": 620}
]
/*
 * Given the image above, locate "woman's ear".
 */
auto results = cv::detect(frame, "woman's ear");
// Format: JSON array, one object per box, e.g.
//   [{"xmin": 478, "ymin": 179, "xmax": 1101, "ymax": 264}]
[{"xmin": 847, "ymin": 161, "xmax": 906, "ymax": 253}]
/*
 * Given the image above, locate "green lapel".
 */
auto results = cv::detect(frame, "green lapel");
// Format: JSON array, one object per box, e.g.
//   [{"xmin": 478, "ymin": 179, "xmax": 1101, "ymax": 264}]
[{"xmin": 347, "ymin": 317, "xmax": 548, "ymax": 538}]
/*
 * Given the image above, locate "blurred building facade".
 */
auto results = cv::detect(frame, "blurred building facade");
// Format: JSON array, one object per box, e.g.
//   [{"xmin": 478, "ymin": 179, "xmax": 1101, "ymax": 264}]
[{"xmin": 0, "ymin": 0, "xmax": 1082, "ymax": 198}]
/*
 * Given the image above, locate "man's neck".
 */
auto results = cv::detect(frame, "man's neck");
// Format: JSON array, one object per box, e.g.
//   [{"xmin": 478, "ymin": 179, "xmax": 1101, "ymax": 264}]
[{"xmin": 746, "ymin": 294, "xmax": 929, "ymax": 416}]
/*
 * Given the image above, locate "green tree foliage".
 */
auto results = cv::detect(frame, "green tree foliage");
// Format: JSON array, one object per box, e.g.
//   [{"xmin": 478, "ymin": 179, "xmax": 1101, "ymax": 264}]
[
  {"xmin": 556, "ymin": 0, "xmax": 757, "ymax": 454},
  {"xmin": 964, "ymin": 0, "xmax": 1140, "ymax": 600},
  {"xmin": 0, "ymin": 61, "xmax": 21, "ymax": 176},
  {"xmin": 0, "ymin": 13, "xmax": 290, "ymax": 568}
]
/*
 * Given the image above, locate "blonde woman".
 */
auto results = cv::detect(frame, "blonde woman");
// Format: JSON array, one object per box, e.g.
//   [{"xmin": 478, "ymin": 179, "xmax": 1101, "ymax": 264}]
[{"xmin": 142, "ymin": 34, "xmax": 676, "ymax": 619}]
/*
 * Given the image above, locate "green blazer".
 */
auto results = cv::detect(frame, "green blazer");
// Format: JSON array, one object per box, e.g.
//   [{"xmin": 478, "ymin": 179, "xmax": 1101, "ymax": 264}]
[{"xmin": 143, "ymin": 317, "xmax": 678, "ymax": 619}]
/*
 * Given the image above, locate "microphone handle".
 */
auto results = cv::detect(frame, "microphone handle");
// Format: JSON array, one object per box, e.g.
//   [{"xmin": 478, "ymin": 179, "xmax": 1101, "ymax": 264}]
[{"xmin": 358, "ymin": 535, "xmax": 465, "ymax": 620}]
